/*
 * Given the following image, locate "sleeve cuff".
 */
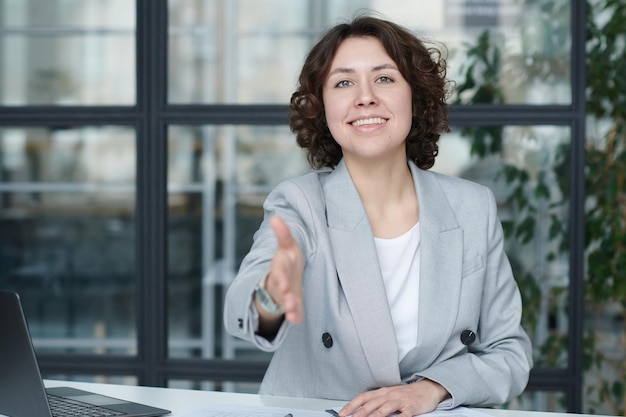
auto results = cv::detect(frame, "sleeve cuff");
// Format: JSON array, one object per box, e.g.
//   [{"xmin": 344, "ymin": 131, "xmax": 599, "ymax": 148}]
[{"xmin": 248, "ymin": 301, "xmax": 289, "ymax": 350}]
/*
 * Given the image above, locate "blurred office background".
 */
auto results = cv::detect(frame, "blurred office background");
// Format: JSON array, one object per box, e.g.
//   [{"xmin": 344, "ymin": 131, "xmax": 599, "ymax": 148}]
[{"xmin": 1, "ymin": 0, "xmax": 624, "ymax": 415}]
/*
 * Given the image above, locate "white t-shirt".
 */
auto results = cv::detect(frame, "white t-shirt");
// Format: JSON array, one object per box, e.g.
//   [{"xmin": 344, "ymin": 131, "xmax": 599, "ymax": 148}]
[{"xmin": 374, "ymin": 222, "xmax": 421, "ymax": 361}]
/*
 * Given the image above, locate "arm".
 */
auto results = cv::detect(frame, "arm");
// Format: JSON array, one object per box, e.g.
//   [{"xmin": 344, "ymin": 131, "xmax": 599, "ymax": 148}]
[
  {"xmin": 415, "ymin": 186, "xmax": 533, "ymax": 408},
  {"xmin": 223, "ymin": 180, "xmax": 316, "ymax": 350}
]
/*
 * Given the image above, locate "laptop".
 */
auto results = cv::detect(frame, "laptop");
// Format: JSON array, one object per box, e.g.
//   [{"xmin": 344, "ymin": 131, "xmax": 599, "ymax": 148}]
[{"xmin": 0, "ymin": 290, "xmax": 171, "ymax": 417}]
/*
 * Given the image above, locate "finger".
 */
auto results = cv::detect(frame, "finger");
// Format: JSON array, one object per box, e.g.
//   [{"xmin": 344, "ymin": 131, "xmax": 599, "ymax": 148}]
[
  {"xmin": 270, "ymin": 251, "xmax": 294, "ymax": 290},
  {"xmin": 268, "ymin": 215, "xmax": 304, "ymax": 323},
  {"xmin": 282, "ymin": 292, "xmax": 304, "ymax": 324},
  {"xmin": 339, "ymin": 392, "xmax": 372, "ymax": 417},
  {"xmin": 279, "ymin": 265, "xmax": 304, "ymax": 323},
  {"xmin": 270, "ymin": 216, "xmax": 295, "ymax": 250},
  {"xmin": 350, "ymin": 396, "xmax": 389, "ymax": 417}
]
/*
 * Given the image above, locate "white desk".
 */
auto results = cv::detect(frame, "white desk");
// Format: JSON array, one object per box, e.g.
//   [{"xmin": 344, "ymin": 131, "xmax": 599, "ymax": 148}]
[{"xmin": 44, "ymin": 380, "xmax": 610, "ymax": 417}]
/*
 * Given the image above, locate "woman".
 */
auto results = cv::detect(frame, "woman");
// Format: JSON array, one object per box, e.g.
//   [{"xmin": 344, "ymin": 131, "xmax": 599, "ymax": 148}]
[{"xmin": 223, "ymin": 15, "xmax": 532, "ymax": 417}]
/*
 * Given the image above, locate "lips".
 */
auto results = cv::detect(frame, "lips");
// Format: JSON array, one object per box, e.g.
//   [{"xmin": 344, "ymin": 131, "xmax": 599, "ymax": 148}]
[{"xmin": 351, "ymin": 117, "xmax": 387, "ymax": 127}]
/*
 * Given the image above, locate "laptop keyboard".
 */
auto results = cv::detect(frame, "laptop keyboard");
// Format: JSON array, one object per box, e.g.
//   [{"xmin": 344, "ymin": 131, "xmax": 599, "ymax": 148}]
[{"xmin": 47, "ymin": 394, "xmax": 125, "ymax": 417}]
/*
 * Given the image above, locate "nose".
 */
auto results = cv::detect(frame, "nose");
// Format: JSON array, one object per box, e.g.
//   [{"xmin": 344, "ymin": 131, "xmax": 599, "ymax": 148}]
[{"xmin": 356, "ymin": 83, "xmax": 378, "ymax": 107}]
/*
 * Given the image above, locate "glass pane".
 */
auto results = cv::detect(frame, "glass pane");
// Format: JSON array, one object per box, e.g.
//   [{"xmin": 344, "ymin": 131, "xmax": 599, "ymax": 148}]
[
  {"xmin": 168, "ymin": 0, "xmax": 570, "ymax": 105},
  {"xmin": 168, "ymin": 0, "xmax": 308, "ymax": 104},
  {"xmin": 0, "ymin": 126, "xmax": 137, "ymax": 355},
  {"xmin": 167, "ymin": 125, "xmax": 310, "ymax": 359},
  {"xmin": 0, "ymin": 0, "xmax": 135, "ymax": 105},
  {"xmin": 433, "ymin": 124, "xmax": 571, "ymax": 369}
]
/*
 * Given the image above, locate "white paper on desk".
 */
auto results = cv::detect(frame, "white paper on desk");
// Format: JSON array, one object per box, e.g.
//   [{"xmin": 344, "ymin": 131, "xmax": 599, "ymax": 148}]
[
  {"xmin": 181, "ymin": 404, "xmax": 328, "ymax": 417},
  {"xmin": 182, "ymin": 404, "xmax": 493, "ymax": 417},
  {"xmin": 421, "ymin": 407, "xmax": 495, "ymax": 417},
  {"xmin": 329, "ymin": 406, "xmax": 495, "ymax": 417}
]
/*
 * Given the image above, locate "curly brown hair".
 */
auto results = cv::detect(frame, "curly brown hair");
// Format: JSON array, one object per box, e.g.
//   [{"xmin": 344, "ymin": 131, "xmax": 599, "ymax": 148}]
[{"xmin": 289, "ymin": 15, "xmax": 451, "ymax": 170}]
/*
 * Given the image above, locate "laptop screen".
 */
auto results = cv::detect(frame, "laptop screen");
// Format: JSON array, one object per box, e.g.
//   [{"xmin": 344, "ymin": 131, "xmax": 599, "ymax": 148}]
[{"xmin": 0, "ymin": 290, "xmax": 53, "ymax": 417}]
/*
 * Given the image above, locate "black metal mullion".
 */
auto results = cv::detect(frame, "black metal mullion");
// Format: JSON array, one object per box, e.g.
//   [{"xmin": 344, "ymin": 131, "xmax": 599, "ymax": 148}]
[
  {"xmin": 448, "ymin": 104, "xmax": 578, "ymax": 126},
  {"xmin": 0, "ymin": 108, "xmax": 139, "ymax": 126},
  {"xmin": 163, "ymin": 104, "xmax": 289, "ymax": 125},
  {"xmin": 163, "ymin": 359, "xmax": 268, "ymax": 382},
  {"xmin": 566, "ymin": 0, "xmax": 587, "ymax": 412},
  {"xmin": 135, "ymin": 0, "xmax": 169, "ymax": 387},
  {"xmin": 39, "ymin": 355, "xmax": 141, "ymax": 377}
]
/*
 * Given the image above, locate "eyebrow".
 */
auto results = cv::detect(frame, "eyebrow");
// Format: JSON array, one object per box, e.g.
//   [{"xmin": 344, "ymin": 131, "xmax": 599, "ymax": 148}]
[{"xmin": 327, "ymin": 63, "xmax": 399, "ymax": 77}]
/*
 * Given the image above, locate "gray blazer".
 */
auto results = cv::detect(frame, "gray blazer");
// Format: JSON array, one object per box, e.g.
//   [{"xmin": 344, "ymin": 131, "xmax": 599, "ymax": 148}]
[{"xmin": 224, "ymin": 160, "xmax": 532, "ymax": 408}]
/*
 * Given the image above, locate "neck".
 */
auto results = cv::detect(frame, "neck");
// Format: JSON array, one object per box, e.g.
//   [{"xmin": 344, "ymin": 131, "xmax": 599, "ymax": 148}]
[{"xmin": 345, "ymin": 157, "xmax": 420, "ymax": 238}]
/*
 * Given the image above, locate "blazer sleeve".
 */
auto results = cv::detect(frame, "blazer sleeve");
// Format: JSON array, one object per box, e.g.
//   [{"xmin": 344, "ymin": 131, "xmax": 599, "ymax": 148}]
[{"xmin": 416, "ymin": 186, "xmax": 533, "ymax": 408}]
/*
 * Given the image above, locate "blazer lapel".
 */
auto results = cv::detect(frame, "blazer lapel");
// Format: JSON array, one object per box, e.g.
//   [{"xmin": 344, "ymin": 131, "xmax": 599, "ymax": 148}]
[
  {"xmin": 407, "ymin": 163, "xmax": 464, "ymax": 369},
  {"xmin": 323, "ymin": 160, "xmax": 401, "ymax": 386}
]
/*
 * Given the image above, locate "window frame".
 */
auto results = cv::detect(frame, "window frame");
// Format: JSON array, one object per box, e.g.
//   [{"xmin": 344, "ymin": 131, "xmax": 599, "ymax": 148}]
[{"xmin": 0, "ymin": 0, "xmax": 585, "ymax": 411}]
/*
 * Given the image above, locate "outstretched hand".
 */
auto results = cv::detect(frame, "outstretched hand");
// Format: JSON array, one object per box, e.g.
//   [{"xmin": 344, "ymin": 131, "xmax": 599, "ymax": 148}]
[{"xmin": 262, "ymin": 216, "xmax": 304, "ymax": 324}]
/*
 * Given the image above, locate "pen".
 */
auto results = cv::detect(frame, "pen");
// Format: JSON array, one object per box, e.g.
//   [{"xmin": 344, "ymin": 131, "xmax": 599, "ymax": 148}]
[
  {"xmin": 325, "ymin": 410, "xmax": 340, "ymax": 417},
  {"xmin": 284, "ymin": 414, "xmax": 293, "ymax": 417}
]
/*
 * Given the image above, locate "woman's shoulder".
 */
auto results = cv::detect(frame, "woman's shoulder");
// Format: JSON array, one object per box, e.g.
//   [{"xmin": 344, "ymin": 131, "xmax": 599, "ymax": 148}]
[
  {"xmin": 416, "ymin": 166, "xmax": 491, "ymax": 196},
  {"xmin": 265, "ymin": 170, "xmax": 331, "ymax": 214},
  {"xmin": 273, "ymin": 169, "xmax": 329, "ymax": 193}
]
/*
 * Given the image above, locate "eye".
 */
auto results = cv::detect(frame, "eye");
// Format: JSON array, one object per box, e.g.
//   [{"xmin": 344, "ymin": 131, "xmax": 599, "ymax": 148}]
[
  {"xmin": 335, "ymin": 80, "xmax": 353, "ymax": 88},
  {"xmin": 376, "ymin": 76, "xmax": 394, "ymax": 84}
]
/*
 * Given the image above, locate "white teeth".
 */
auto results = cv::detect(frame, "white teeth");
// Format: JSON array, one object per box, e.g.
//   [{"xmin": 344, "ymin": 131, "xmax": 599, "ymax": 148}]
[{"xmin": 351, "ymin": 117, "xmax": 386, "ymax": 127}]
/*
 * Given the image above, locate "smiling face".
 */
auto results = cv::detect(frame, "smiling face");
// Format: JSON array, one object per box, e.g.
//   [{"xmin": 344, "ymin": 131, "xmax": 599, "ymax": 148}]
[{"xmin": 322, "ymin": 36, "xmax": 413, "ymax": 166}]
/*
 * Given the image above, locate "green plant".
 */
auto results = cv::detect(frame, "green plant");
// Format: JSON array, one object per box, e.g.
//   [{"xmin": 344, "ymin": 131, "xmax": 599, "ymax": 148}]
[
  {"xmin": 453, "ymin": 0, "xmax": 626, "ymax": 413},
  {"xmin": 582, "ymin": 0, "xmax": 626, "ymax": 414}
]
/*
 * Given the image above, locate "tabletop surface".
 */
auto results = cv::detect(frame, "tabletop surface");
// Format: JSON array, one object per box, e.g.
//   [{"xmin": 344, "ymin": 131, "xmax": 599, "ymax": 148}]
[{"xmin": 43, "ymin": 380, "xmax": 612, "ymax": 417}]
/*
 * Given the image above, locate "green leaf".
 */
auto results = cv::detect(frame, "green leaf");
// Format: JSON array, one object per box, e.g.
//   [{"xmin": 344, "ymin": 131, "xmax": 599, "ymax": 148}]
[{"xmin": 516, "ymin": 216, "xmax": 536, "ymax": 244}]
